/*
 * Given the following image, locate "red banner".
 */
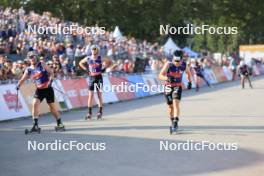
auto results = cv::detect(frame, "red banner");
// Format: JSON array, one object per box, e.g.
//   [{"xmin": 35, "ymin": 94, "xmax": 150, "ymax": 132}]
[
  {"xmin": 60, "ymin": 78, "xmax": 90, "ymax": 108},
  {"xmin": 108, "ymin": 76, "xmax": 135, "ymax": 101},
  {"xmin": 212, "ymin": 67, "xmax": 228, "ymax": 82}
]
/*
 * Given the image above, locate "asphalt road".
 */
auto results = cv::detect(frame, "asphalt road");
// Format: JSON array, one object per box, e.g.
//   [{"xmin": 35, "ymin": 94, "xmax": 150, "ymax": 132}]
[{"xmin": 1, "ymin": 76, "xmax": 264, "ymax": 176}]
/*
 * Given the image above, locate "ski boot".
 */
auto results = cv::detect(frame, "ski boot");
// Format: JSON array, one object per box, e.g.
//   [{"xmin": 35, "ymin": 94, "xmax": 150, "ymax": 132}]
[
  {"xmin": 97, "ymin": 112, "xmax": 102, "ymax": 120},
  {"xmin": 25, "ymin": 125, "xmax": 41, "ymax": 135},
  {"xmin": 55, "ymin": 123, "xmax": 65, "ymax": 132},
  {"xmin": 85, "ymin": 113, "xmax": 92, "ymax": 120},
  {"xmin": 169, "ymin": 118, "xmax": 178, "ymax": 134}
]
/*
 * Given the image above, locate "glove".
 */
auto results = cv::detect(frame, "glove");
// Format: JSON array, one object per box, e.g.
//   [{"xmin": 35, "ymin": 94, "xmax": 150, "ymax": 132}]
[
  {"xmin": 101, "ymin": 67, "xmax": 106, "ymax": 73},
  {"xmin": 15, "ymin": 84, "xmax": 20, "ymax": 90},
  {"xmin": 187, "ymin": 82, "xmax": 192, "ymax": 89},
  {"xmin": 167, "ymin": 76, "xmax": 174, "ymax": 83}
]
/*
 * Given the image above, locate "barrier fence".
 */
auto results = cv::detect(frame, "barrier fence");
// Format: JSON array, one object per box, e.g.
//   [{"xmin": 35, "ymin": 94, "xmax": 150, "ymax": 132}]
[{"xmin": 1, "ymin": 64, "xmax": 264, "ymax": 121}]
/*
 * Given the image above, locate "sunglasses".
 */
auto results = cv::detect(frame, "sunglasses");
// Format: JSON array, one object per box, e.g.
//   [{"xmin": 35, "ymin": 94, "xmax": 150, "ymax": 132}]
[{"xmin": 174, "ymin": 60, "xmax": 181, "ymax": 62}]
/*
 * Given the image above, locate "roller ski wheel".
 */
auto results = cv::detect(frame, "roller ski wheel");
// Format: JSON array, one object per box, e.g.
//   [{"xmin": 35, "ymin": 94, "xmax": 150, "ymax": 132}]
[
  {"xmin": 85, "ymin": 113, "xmax": 92, "ymax": 120},
  {"xmin": 169, "ymin": 126, "xmax": 178, "ymax": 135},
  {"xmin": 97, "ymin": 113, "xmax": 102, "ymax": 120},
  {"xmin": 55, "ymin": 124, "xmax": 65, "ymax": 132},
  {"xmin": 25, "ymin": 126, "xmax": 41, "ymax": 135}
]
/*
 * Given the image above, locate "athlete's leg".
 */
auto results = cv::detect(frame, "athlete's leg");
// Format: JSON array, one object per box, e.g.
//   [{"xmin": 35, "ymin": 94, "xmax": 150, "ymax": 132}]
[
  {"xmin": 168, "ymin": 104, "xmax": 173, "ymax": 118},
  {"xmin": 232, "ymin": 70, "xmax": 236, "ymax": 81},
  {"xmin": 164, "ymin": 87, "xmax": 173, "ymax": 120},
  {"xmin": 96, "ymin": 90, "xmax": 103, "ymax": 119},
  {"xmin": 200, "ymin": 74, "xmax": 211, "ymax": 87},
  {"xmin": 194, "ymin": 75, "xmax": 199, "ymax": 91},
  {"xmin": 241, "ymin": 75, "xmax": 245, "ymax": 88},
  {"xmin": 246, "ymin": 75, "xmax": 253, "ymax": 88},
  {"xmin": 173, "ymin": 99, "xmax": 180, "ymax": 118},
  {"xmin": 48, "ymin": 103, "xmax": 60, "ymax": 120},
  {"xmin": 86, "ymin": 90, "xmax": 94, "ymax": 118},
  {"xmin": 172, "ymin": 99, "xmax": 180, "ymax": 129},
  {"xmin": 47, "ymin": 102, "xmax": 64, "ymax": 127},
  {"xmin": 171, "ymin": 86, "xmax": 182, "ymax": 129},
  {"xmin": 32, "ymin": 98, "xmax": 41, "ymax": 127}
]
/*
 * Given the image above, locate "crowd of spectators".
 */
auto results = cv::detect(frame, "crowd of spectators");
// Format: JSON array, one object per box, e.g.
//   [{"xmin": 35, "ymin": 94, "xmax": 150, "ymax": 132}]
[
  {"xmin": 0, "ymin": 7, "xmax": 166, "ymax": 81},
  {"xmin": 0, "ymin": 7, "xmax": 263, "ymax": 82}
]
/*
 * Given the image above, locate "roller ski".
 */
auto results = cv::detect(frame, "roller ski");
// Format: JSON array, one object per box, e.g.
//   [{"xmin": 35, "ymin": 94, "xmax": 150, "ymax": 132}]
[
  {"xmin": 85, "ymin": 113, "xmax": 92, "ymax": 120},
  {"xmin": 169, "ymin": 118, "xmax": 179, "ymax": 135},
  {"xmin": 55, "ymin": 123, "xmax": 65, "ymax": 132},
  {"xmin": 25, "ymin": 125, "xmax": 41, "ymax": 135},
  {"xmin": 97, "ymin": 112, "xmax": 102, "ymax": 120}
]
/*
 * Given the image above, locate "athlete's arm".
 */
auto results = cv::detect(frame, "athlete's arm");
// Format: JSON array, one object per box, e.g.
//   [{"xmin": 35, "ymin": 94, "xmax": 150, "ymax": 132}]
[
  {"xmin": 79, "ymin": 57, "xmax": 88, "ymax": 71},
  {"xmin": 158, "ymin": 62, "xmax": 170, "ymax": 81},
  {"xmin": 42, "ymin": 62, "xmax": 54, "ymax": 81},
  {"xmin": 17, "ymin": 69, "xmax": 29, "ymax": 89}
]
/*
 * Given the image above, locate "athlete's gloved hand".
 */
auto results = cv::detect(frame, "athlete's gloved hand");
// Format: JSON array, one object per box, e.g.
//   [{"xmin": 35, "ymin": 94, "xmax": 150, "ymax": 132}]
[
  {"xmin": 101, "ymin": 67, "xmax": 106, "ymax": 73},
  {"xmin": 86, "ymin": 69, "xmax": 91, "ymax": 76},
  {"xmin": 15, "ymin": 84, "xmax": 20, "ymax": 90},
  {"xmin": 187, "ymin": 82, "xmax": 192, "ymax": 89},
  {"xmin": 167, "ymin": 76, "xmax": 174, "ymax": 83}
]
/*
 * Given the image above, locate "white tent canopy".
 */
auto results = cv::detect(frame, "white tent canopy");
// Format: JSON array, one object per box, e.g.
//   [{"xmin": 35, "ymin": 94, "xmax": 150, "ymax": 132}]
[
  {"xmin": 163, "ymin": 37, "xmax": 181, "ymax": 54},
  {"xmin": 113, "ymin": 26, "xmax": 123, "ymax": 39}
]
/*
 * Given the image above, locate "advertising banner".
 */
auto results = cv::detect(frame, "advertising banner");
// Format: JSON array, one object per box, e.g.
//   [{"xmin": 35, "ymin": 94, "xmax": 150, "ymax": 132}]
[
  {"xmin": 0, "ymin": 84, "xmax": 30, "ymax": 120},
  {"xmin": 126, "ymin": 74, "xmax": 150, "ymax": 98},
  {"xmin": 60, "ymin": 78, "xmax": 90, "ymax": 108},
  {"xmin": 52, "ymin": 80, "xmax": 73, "ymax": 110},
  {"xmin": 212, "ymin": 67, "xmax": 228, "ymax": 82},
  {"xmin": 108, "ymin": 76, "xmax": 135, "ymax": 101}
]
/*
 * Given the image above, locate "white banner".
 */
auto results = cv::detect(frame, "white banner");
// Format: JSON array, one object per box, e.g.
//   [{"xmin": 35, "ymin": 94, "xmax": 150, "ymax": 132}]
[
  {"xmin": 52, "ymin": 80, "xmax": 73, "ymax": 110},
  {"xmin": 0, "ymin": 84, "xmax": 30, "ymax": 121}
]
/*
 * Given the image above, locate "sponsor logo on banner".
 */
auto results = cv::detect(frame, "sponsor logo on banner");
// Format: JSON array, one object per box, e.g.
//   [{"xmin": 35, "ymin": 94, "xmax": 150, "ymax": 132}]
[
  {"xmin": 0, "ymin": 84, "xmax": 30, "ymax": 121},
  {"xmin": 3, "ymin": 90, "xmax": 22, "ymax": 110},
  {"xmin": 60, "ymin": 78, "xmax": 90, "ymax": 108}
]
